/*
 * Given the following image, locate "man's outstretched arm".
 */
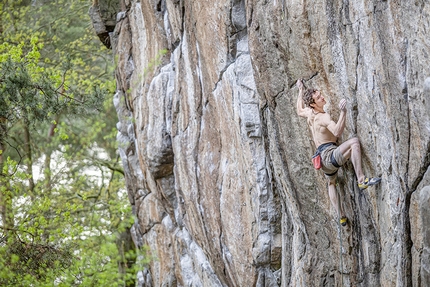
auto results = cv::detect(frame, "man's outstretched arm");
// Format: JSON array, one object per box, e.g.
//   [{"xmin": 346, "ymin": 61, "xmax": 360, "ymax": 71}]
[{"xmin": 296, "ymin": 79, "xmax": 309, "ymax": 118}]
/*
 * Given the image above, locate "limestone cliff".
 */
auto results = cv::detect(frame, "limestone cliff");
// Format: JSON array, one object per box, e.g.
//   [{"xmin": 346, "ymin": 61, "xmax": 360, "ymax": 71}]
[{"xmin": 91, "ymin": 0, "xmax": 430, "ymax": 286}]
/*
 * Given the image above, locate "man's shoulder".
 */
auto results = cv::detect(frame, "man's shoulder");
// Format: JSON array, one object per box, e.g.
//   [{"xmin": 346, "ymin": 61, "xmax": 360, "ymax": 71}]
[{"xmin": 301, "ymin": 107, "xmax": 313, "ymax": 118}]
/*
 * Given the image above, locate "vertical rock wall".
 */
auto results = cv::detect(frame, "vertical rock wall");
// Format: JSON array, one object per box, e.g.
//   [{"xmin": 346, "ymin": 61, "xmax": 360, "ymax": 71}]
[{"xmin": 95, "ymin": 0, "xmax": 430, "ymax": 286}]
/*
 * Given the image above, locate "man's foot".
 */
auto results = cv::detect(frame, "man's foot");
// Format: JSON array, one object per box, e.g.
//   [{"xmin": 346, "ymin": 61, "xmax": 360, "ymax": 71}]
[
  {"xmin": 358, "ymin": 177, "xmax": 381, "ymax": 190},
  {"xmin": 340, "ymin": 216, "xmax": 347, "ymax": 226}
]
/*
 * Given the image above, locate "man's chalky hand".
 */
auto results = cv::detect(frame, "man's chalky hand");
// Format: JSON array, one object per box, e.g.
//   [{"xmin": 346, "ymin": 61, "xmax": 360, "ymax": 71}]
[
  {"xmin": 339, "ymin": 99, "xmax": 347, "ymax": 111},
  {"xmin": 297, "ymin": 79, "xmax": 304, "ymax": 90}
]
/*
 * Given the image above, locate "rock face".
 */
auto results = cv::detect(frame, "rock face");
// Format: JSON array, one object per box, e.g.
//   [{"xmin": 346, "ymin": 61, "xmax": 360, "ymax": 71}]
[
  {"xmin": 94, "ymin": 0, "xmax": 430, "ymax": 286},
  {"xmin": 89, "ymin": 0, "xmax": 120, "ymax": 48}
]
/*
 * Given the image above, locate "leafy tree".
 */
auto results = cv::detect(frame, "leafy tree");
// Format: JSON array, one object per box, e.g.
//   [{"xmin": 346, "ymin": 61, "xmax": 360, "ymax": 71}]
[{"xmin": 0, "ymin": 0, "xmax": 142, "ymax": 285}]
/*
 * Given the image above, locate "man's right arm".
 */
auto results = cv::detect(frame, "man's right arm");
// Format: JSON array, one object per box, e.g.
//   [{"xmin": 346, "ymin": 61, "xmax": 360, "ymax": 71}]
[{"xmin": 296, "ymin": 79, "xmax": 309, "ymax": 118}]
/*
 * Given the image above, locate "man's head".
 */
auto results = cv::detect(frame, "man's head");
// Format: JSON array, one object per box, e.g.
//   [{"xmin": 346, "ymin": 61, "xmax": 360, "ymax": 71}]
[{"xmin": 303, "ymin": 88, "xmax": 325, "ymax": 109}]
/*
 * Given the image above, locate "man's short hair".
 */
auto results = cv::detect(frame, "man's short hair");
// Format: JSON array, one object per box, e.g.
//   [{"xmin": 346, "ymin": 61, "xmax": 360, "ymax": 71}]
[{"xmin": 303, "ymin": 88, "xmax": 317, "ymax": 108}]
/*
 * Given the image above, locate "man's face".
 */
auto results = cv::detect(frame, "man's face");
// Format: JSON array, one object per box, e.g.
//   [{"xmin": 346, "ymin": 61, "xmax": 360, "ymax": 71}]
[{"xmin": 311, "ymin": 90, "xmax": 325, "ymax": 108}]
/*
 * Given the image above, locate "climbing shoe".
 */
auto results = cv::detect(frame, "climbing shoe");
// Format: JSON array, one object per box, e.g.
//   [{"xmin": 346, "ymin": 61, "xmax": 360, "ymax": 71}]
[
  {"xmin": 340, "ymin": 217, "xmax": 347, "ymax": 226},
  {"xmin": 358, "ymin": 177, "xmax": 381, "ymax": 190}
]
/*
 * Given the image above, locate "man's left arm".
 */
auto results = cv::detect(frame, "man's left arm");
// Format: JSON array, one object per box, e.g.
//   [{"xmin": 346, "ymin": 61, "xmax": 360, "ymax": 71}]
[{"xmin": 326, "ymin": 99, "xmax": 347, "ymax": 137}]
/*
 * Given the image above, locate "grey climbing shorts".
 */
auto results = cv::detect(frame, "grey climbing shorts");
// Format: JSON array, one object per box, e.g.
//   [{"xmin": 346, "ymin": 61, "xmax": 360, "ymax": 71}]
[{"xmin": 320, "ymin": 144, "xmax": 347, "ymax": 180}]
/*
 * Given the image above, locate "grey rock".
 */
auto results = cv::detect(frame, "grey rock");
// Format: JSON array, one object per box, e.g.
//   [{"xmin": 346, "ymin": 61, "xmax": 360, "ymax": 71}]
[{"xmin": 88, "ymin": 0, "xmax": 120, "ymax": 48}]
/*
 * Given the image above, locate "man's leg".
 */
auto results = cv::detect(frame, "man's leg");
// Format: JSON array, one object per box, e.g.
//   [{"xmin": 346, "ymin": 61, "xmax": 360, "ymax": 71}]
[
  {"xmin": 337, "ymin": 137, "xmax": 381, "ymax": 189},
  {"xmin": 328, "ymin": 177, "xmax": 344, "ymax": 218},
  {"xmin": 338, "ymin": 137, "xmax": 365, "ymax": 183}
]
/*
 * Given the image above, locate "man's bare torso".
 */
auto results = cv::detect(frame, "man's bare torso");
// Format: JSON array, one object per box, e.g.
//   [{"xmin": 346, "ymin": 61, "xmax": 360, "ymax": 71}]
[{"xmin": 306, "ymin": 112, "xmax": 338, "ymax": 147}]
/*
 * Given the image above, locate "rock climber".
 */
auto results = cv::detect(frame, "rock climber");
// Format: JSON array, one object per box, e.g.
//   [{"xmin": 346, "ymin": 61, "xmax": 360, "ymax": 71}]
[{"xmin": 295, "ymin": 79, "xmax": 381, "ymax": 226}]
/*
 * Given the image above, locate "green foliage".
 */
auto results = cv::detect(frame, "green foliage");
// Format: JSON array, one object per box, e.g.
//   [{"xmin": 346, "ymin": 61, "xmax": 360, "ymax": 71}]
[
  {"xmin": 0, "ymin": 236, "xmax": 75, "ymax": 285},
  {"xmin": 0, "ymin": 0, "xmax": 145, "ymax": 285},
  {"xmin": 0, "ymin": 41, "xmax": 103, "ymax": 131},
  {"xmin": 0, "ymin": 0, "xmax": 109, "ymax": 139}
]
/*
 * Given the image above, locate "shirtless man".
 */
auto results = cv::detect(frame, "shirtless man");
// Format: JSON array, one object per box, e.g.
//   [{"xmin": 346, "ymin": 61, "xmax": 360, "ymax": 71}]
[{"xmin": 296, "ymin": 79, "xmax": 381, "ymax": 226}]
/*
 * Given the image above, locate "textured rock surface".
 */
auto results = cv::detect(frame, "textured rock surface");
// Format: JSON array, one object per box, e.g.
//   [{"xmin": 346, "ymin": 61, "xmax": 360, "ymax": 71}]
[
  {"xmin": 89, "ymin": 0, "xmax": 121, "ymax": 48},
  {"xmin": 96, "ymin": 0, "xmax": 430, "ymax": 286}
]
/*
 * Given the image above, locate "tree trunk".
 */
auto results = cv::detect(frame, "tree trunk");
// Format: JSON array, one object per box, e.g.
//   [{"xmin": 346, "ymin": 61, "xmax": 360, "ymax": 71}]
[
  {"xmin": 43, "ymin": 116, "xmax": 59, "ymax": 191},
  {"xmin": 23, "ymin": 123, "xmax": 35, "ymax": 196},
  {"xmin": 117, "ymin": 226, "xmax": 136, "ymax": 287},
  {"xmin": 0, "ymin": 137, "xmax": 14, "ymax": 239}
]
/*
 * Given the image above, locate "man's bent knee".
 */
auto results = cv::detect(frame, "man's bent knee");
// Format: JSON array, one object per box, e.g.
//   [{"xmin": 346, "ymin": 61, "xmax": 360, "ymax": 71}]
[
  {"xmin": 351, "ymin": 138, "xmax": 361, "ymax": 152},
  {"xmin": 339, "ymin": 137, "xmax": 360, "ymax": 157},
  {"xmin": 350, "ymin": 137, "xmax": 360, "ymax": 147}
]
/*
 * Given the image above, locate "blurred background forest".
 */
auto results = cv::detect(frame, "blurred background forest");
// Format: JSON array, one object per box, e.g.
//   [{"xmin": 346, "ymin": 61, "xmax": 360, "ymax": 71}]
[{"xmin": 0, "ymin": 0, "xmax": 141, "ymax": 286}]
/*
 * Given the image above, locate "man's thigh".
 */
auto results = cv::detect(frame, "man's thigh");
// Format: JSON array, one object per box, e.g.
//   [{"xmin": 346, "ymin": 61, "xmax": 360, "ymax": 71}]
[{"xmin": 338, "ymin": 137, "xmax": 359, "ymax": 160}]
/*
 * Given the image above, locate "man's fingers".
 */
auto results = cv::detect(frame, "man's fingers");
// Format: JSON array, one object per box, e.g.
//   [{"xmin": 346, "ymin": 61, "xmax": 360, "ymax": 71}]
[
  {"xmin": 297, "ymin": 79, "xmax": 304, "ymax": 89},
  {"xmin": 339, "ymin": 99, "xmax": 347, "ymax": 110}
]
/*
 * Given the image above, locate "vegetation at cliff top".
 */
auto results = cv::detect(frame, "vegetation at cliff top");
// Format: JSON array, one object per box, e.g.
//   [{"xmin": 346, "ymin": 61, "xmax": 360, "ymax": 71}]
[{"xmin": 0, "ymin": 0, "xmax": 144, "ymax": 286}]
